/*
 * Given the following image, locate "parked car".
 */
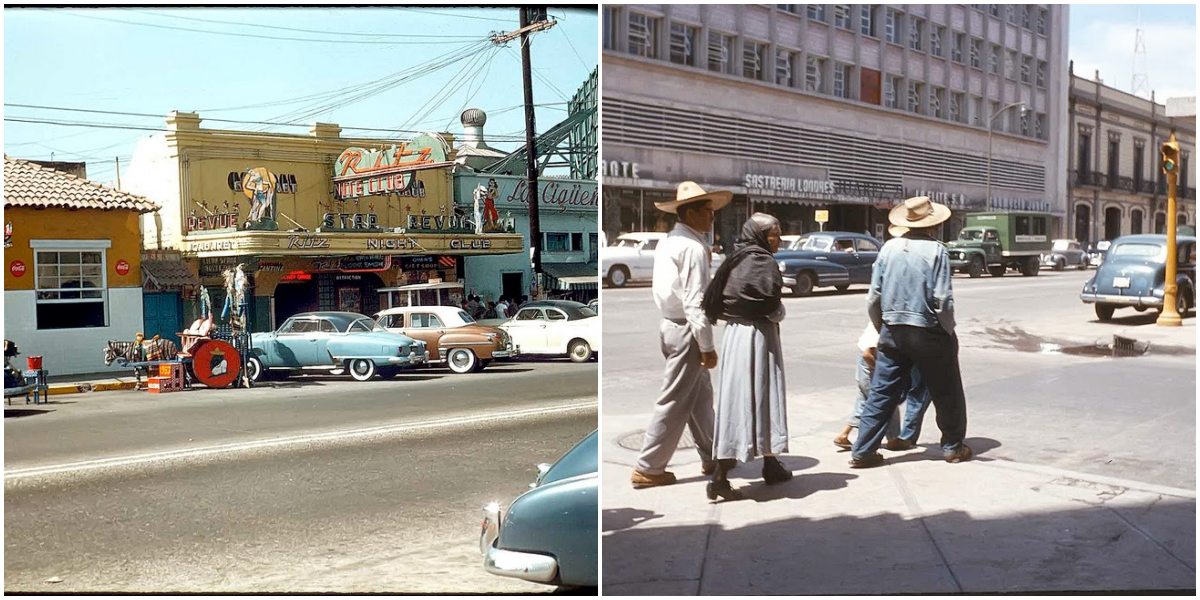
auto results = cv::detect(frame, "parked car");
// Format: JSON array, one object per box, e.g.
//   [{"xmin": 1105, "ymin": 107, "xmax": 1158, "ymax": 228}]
[
  {"xmin": 586, "ymin": 298, "xmax": 598, "ymax": 314},
  {"xmin": 1080, "ymin": 234, "xmax": 1196, "ymax": 321},
  {"xmin": 1088, "ymin": 240, "xmax": 1112, "ymax": 267},
  {"xmin": 247, "ymin": 311, "xmax": 427, "ymax": 382},
  {"xmin": 499, "ymin": 300, "xmax": 600, "ymax": 362},
  {"xmin": 1041, "ymin": 239, "xmax": 1089, "ymax": 271},
  {"xmin": 374, "ymin": 305, "xmax": 516, "ymax": 374},
  {"xmin": 600, "ymin": 232, "xmax": 724, "ymax": 288},
  {"xmin": 774, "ymin": 231, "xmax": 881, "ymax": 296},
  {"xmin": 480, "ymin": 429, "xmax": 597, "ymax": 589}
]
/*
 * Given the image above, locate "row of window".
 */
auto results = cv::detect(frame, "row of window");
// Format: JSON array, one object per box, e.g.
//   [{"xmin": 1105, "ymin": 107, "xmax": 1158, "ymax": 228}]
[
  {"xmin": 778, "ymin": 5, "xmax": 1052, "ymax": 37},
  {"xmin": 543, "ymin": 232, "xmax": 600, "ymax": 260},
  {"xmin": 1076, "ymin": 131, "xmax": 1192, "ymax": 193}
]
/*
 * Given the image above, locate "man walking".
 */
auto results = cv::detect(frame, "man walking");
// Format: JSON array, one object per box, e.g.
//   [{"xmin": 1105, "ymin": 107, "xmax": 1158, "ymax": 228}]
[
  {"xmin": 851, "ymin": 196, "xmax": 972, "ymax": 468},
  {"xmin": 631, "ymin": 181, "xmax": 730, "ymax": 488},
  {"xmin": 496, "ymin": 296, "xmax": 510, "ymax": 319}
]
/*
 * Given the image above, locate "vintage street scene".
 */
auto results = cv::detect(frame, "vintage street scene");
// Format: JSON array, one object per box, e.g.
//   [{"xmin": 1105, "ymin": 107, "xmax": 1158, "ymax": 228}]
[
  {"xmin": 600, "ymin": 3, "xmax": 1196, "ymax": 595},
  {"xmin": 4, "ymin": 6, "xmax": 598, "ymax": 594}
]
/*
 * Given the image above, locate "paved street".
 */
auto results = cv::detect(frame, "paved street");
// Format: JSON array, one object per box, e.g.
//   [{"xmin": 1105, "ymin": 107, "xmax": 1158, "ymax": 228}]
[
  {"xmin": 5, "ymin": 360, "xmax": 597, "ymax": 593},
  {"xmin": 601, "ymin": 268, "xmax": 1196, "ymax": 594}
]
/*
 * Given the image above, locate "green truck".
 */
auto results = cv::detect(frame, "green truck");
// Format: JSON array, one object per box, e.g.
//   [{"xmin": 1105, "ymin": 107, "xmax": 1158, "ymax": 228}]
[{"xmin": 947, "ymin": 212, "xmax": 1053, "ymax": 277}]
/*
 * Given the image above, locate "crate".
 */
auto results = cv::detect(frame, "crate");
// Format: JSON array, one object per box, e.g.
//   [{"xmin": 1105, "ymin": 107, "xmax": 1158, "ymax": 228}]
[{"xmin": 147, "ymin": 377, "xmax": 166, "ymax": 393}]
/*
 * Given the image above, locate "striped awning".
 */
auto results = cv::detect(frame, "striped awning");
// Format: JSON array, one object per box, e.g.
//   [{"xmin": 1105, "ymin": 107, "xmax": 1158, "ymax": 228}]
[{"xmin": 543, "ymin": 262, "xmax": 598, "ymax": 290}]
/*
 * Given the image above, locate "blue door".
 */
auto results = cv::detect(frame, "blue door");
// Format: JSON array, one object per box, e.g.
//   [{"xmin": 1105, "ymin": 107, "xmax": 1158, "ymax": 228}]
[{"xmin": 143, "ymin": 292, "xmax": 182, "ymax": 346}]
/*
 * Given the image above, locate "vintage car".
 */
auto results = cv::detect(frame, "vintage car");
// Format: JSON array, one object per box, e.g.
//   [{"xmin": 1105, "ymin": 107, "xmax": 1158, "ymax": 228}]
[
  {"xmin": 774, "ymin": 231, "xmax": 881, "ymax": 296},
  {"xmin": 480, "ymin": 429, "xmax": 597, "ymax": 589},
  {"xmin": 1087, "ymin": 240, "xmax": 1112, "ymax": 267},
  {"xmin": 1080, "ymin": 234, "xmax": 1196, "ymax": 321},
  {"xmin": 499, "ymin": 300, "xmax": 600, "ymax": 362},
  {"xmin": 586, "ymin": 298, "xmax": 598, "ymax": 314},
  {"xmin": 247, "ymin": 311, "xmax": 427, "ymax": 382},
  {"xmin": 600, "ymin": 232, "xmax": 724, "ymax": 288},
  {"xmin": 374, "ymin": 305, "xmax": 516, "ymax": 374},
  {"xmin": 1041, "ymin": 239, "xmax": 1089, "ymax": 271}
]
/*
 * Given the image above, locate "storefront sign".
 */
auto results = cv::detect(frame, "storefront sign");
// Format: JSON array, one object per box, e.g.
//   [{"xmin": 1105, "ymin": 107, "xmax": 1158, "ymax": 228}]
[
  {"xmin": 406, "ymin": 214, "xmax": 472, "ymax": 233},
  {"xmin": 366, "ymin": 237, "xmax": 421, "ymax": 251},
  {"xmin": 334, "ymin": 173, "xmax": 414, "ymax": 200},
  {"xmin": 450, "ymin": 238, "xmax": 491, "ymax": 250},
  {"xmin": 459, "ymin": 175, "xmax": 598, "ymax": 216},
  {"xmin": 188, "ymin": 239, "xmax": 238, "ymax": 253},
  {"xmin": 10, "ymin": 260, "xmax": 26, "ymax": 277},
  {"xmin": 333, "ymin": 135, "xmax": 450, "ymax": 200},
  {"xmin": 115, "ymin": 260, "xmax": 130, "ymax": 276},
  {"xmin": 814, "ymin": 210, "xmax": 829, "ymax": 223},
  {"xmin": 287, "ymin": 235, "xmax": 331, "ymax": 249},
  {"xmin": 311, "ymin": 255, "xmax": 391, "ymax": 272},
  {"xmin": 744, "ymin": 174, "xmax": 836, "ymax": 194},
  {"xmin": 600, "ymin": 160, "xmax": 640, "ymax": 179},
  {"xmin": 258, "ymin": 260, "xmax": 284, "ymax": 272},
  {"xmin": 907, "ymin": 189, "xmax": 988, "ymax": 212},
  {"xmin": 742, "ymin": 174, "xmax": 902, "ymax": 204},
  {"xmin": 188, "ymin": 211, "xmax": 240, "ymax": 233},
  {"xmin": 199, "ymin": 256, "xmax": 259, "ymax": 278},
  {"xmin": 990, "ymin": 197, "xmax": 1051, "ymax": 213},
  {"xmin": 321, "ymin": 212, "xmax": 381, "ymax": 231}
]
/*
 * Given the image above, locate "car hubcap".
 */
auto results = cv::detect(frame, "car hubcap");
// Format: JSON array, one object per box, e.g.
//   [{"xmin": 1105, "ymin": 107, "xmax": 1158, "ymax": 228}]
[
  {"xmin": 451, "ymin": 351, "xmax": 469, "ymax": 368},
  {"xmin": 354, "ymin": 361, "xmax": 369, "ymax": 375},
  {"xmin": 573, "ymin": 345, "xmax": 587, "ymax": 359},
  {"xmin": 612, "ymin": 270, "xmax": 625, "ymax": 285}
]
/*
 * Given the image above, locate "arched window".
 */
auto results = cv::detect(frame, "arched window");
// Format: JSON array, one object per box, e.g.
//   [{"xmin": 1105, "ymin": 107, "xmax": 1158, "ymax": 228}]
[
  {"xmin": 1104, "ymin": 206, "xmax": 1122, "ymax": 241},
  {"xmin": 1155, "ymin": 212, "xmax": 1167, "ymax": 234},
  {"xmin": 1130, "ymin": 209, "xmax": 1143, "ymax": 235},
  {"xmin": 1074, "ymin": 204, "xmax": 1091, "ymax": 245}
]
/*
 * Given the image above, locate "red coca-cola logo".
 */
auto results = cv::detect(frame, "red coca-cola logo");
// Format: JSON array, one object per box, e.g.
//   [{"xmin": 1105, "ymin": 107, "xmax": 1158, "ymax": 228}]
[
  {"xmin": 115, "ymin": 260, "xmax": 130, "ymax": 276},
  {"xmin": 10, "ymin": 260, "xmax": 26, "ymax": 277}
]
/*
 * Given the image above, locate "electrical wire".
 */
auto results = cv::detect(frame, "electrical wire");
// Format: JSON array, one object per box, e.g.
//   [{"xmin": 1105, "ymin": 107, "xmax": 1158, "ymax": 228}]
[
  {"xmin": 392, "ymin": 7, "xmax": 515, "ymax": 23},
  {"xmin": 557, "ymin": 20, "xmax": 592, "ymax": 71},
  {"xmin": 120, "ymin": 8, "xmax": 488, "ymax": 40}
]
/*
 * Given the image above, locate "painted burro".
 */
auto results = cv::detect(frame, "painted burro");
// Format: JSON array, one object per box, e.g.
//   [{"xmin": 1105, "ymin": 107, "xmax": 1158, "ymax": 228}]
[{"xmin": 123, "ymin": 111, "xmax": 524, "ymax": 330}]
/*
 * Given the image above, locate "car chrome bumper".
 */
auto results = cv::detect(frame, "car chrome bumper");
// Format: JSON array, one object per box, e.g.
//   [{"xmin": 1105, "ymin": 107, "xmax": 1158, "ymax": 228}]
[
  {"xmin": 480, "ymin": 503, "xmax": 557, "ymax": 584},
  {"xmin": 782, "ymin": 276, "xmax": 796, "ymax": 287},
  {"xmin": 385, "ymin": 351, "xmax": 429, "ymax": 365},
  {"xmin": 1079, "ymin": 293, "xmax": 1163, "ymax": 308}
]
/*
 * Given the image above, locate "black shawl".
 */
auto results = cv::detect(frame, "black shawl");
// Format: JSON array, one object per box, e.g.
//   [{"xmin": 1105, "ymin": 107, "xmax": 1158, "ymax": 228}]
[{"xmin": 702, "ymin": 219, "xmax": 783, "ymax": 323}]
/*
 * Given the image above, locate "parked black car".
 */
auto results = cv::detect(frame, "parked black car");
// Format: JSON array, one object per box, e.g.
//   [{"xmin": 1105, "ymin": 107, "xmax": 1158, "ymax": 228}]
[{"xmin": 1080, "ymin": 234, "xmax": 1196, "ymax": 321}]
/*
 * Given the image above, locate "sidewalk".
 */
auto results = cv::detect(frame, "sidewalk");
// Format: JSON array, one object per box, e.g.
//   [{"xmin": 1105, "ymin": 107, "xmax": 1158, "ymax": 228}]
[
  {"xmin": 602, "ymin": 412, "xmax": 1196, "ymax": 594},
  {"xmin": 42, "ymin": 371, "xmax": 142, "ymax": 396}
]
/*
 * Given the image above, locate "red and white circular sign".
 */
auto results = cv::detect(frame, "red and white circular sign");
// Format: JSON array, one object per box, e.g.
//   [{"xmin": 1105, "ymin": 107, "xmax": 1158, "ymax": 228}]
[
  {"xmin": 10, "ymin": 260, "xmax": 26, "ymax": 277},
  {"xmin": 115, "ymin": 260, "xmax": 131, "ymax": 276}
]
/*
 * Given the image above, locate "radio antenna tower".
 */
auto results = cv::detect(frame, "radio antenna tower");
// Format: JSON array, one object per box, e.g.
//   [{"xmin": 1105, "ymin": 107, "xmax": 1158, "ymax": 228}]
[{"xmin": 1132, "ymin": 8, "xmax": 1150, "ymax": 98}]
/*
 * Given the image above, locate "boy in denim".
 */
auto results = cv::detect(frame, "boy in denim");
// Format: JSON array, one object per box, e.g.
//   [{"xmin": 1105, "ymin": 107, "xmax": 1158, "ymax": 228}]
[{"xmin": 835, "ymin": 323, "xmax": 932, "ymax": 450}]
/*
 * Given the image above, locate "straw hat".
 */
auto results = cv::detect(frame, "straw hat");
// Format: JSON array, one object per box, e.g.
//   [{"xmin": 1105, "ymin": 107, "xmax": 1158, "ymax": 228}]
[
  {"xmin": 887, "ymin": 224, "xmax": 909, "ymax": 237},
  {"xmin": 888, "ymin": 196, "xmax": 951, "ymax": 229},
  {"xmin": 654, "ymin": 181, "xmax": 733, "ymax": 214}
]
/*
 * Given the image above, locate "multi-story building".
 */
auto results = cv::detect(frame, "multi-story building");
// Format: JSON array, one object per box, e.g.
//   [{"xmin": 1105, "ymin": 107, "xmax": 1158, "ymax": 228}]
[
  {"xmin": 601, "ymin": 4, "xmax": 1070, "ymax": 247},
  {"xmin": 1068, "ymin": 66, "xmax": 1196, "ymax": 245}
]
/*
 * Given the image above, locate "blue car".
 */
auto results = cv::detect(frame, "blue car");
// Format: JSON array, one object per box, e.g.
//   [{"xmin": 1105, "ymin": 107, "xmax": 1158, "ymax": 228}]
[
  {"xmin": 248, "ymin": 311, "xmax": 428, "ymax": 382},
  {"xmin": 1080, "ymin": 234, "xmax": 1196, "ymax": 321},
  {"xmin": 775, "ymin": 231, "xmax": 882, "ymax": 296}
]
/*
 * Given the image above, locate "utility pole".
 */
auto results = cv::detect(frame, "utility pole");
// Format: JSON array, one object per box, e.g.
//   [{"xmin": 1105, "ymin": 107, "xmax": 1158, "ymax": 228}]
[
  {"xmin": 115, "ymin": 156, "xmax": 121, "ymax": 189},
  {"xmin": 521, "ymin": 6, "xmax": 548, "ymax": 299}
]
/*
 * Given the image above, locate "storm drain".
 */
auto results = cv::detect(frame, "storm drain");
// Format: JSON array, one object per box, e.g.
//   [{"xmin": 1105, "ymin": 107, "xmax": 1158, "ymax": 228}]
[{"xmin": 616, "ymin": 429, "xmax": 697, "ymax": 451}]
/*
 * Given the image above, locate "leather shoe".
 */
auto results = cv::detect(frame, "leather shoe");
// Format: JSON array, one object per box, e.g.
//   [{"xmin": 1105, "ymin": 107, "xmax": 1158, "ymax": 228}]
[
  {"xmin": 631, "ymin": 469, "xmax": 676, "ymax": 489},
  {"xmin": 848, "ymin": 452, "xmax": 885, "ymax": 469},
  {"xmin": 701, "ymin": 460, "xmax": 717, "ymax": 476},
  {"xmin": 884, "ymin": 438, "xmax": 916, "ymax": 451},
  {"xmin": 762, "ymin": 457, "xmax": 793, "ymax": 485},
  {"xmin": 706, "ymin": 480, "xmax": 744, "ymax": 502},
  {"xmin": 944, "ymin": 445, "xmax": 974, "ymax": 463}
]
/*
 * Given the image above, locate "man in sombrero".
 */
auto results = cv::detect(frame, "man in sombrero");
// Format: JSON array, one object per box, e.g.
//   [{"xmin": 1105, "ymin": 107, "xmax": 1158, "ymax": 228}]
[
  {"xmin": 631, "ymin": 181, "xmax": 731, "ymax": 488},
  {"xmin": 850, "ymin": 196, "xmax": 972, "ymax": 468}
]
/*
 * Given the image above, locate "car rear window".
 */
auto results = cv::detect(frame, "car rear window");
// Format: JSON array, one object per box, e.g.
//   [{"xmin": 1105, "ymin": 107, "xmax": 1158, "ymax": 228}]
[{"xmin": 1111, "ymin": 243, "xmax": 1162, "ymax": 258}]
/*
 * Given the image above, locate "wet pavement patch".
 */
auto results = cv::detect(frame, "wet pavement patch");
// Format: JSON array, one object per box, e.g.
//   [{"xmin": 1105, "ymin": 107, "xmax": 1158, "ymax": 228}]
[{"xmin": 980, "ymin": 326, "xmax": 1192, "ymax": 358}]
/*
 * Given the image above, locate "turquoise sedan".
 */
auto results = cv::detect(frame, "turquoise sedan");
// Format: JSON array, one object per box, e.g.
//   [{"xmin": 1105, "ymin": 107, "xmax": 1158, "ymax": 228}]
[{"xmin": 248, "ymin": 311, "xmax": 428, "ymax": 382}]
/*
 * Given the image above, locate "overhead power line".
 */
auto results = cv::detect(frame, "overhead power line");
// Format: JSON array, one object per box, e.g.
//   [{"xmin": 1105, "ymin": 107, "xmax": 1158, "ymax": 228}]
[{"xmin": 121, "ymin": 8, "xmax": 487, "ymax": 40}]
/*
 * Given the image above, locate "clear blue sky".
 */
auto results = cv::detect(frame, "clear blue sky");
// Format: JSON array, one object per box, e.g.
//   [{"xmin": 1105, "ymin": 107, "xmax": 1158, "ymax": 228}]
[
  {"xmin": 2, "ymin": 6, "xmax": 598, "ymax": 183},
  {"xmin": 1068, "ymin": 3, "xmax": 1196, "ymax": 101}
]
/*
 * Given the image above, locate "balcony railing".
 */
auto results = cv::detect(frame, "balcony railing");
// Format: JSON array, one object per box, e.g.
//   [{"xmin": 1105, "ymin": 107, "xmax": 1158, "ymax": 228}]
[
  {"xmin": 1112, "ymin": 175, "xmax": 1135, "ymax": 192},
  {"xmin": 1073, "ymin": 170, "xmax": 1106, "ymax": 188},
  {"xmin": 1137, "ymin": 179, "xmax": 1156, "ymax": 195}
]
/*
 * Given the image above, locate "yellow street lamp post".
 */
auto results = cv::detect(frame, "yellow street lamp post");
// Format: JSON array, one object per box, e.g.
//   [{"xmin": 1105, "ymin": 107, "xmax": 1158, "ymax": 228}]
[{"xmin": 1156, "ymin": 133, "xmax": 1182, "ymax": 327}]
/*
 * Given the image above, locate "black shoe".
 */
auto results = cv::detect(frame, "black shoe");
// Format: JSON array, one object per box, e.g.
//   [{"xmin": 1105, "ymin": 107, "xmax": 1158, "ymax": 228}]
[
  {"xmin": 884, "ymin": 438, "xmax": 916, "ymax": 451},
  {"xmin": 700, "ymin": 460, "xmax": 717, "ymax": 476},
  {"xmin": 762, "ymin": 457, "xmax": 793, "ymax": 485},
  {"xmin": 849, "ymin": 452, "xmax": 885, "ymax": 469},
  {"xmin": 944, "ymin": 445, "xmax": 974, "ymax": 463},
  {"xmin": 706, "ymin": 480, "xmax": 744, "ymax": 502}
]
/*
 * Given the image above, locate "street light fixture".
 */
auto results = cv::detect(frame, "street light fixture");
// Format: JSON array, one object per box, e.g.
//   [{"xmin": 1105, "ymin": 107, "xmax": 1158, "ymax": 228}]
[{"xmin": 987, "ymin": 101, "xmax": 1029, "ymax": 210}]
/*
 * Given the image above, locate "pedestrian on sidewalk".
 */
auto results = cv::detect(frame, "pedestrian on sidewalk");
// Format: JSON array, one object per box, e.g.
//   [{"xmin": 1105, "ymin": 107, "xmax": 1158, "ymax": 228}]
[
  {"xmin": 834, "ymin": 226, "xmax": 934, "ymax": 452},
  {"xmin": 851, "ymin": 196, "xmax": 972, "ymax": 468},
  {"xmin": 496, "ymin": 296, "xmax": 510, "ymax": 319},
  {"xmin": 631, "ymin": 181, "xmax": 731, "ymax": 489},
  {"xmin": 701, "ymin": 213, "xmax": 791, "ymax": 501}
]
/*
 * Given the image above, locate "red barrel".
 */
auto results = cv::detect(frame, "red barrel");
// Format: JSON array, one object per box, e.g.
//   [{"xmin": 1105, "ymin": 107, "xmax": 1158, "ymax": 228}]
[{"xmin": 26, "ymin": 356, "xmax": 43, "ymax": 370}]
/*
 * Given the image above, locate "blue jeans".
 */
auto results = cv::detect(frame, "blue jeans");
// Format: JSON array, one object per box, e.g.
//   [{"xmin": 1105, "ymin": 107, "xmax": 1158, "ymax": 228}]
[
  {"xmin": 852, "ymin": 324, "xmax": 968, "ymax": 458},
  {"xmin": 850, "ymin": 356, "xmax": 932, "ymax": 442}
]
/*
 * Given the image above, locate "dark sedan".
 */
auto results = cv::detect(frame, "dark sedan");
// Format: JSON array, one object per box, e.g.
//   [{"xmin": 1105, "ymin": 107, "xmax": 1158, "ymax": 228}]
[
  {"xmin": 774, "ymin": 232, "xmax": 881, "ymax": 296},
  {"xmin": 1080, "ymin": 234, "xmax": 1196, "ymax": 321}
]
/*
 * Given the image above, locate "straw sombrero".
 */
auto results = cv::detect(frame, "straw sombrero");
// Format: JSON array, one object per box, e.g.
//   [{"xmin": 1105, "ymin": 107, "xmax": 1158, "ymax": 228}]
[
  {"xmin": 654, "ymin": 181, "xmax": 733, "ymax": 214},
  {"xmin": 887, "ymin": 224, "xmax": 909, "ymax": 237},
  {"xmin": 888, "ymin": 196, "xmax": 951, "ymax": 229}
]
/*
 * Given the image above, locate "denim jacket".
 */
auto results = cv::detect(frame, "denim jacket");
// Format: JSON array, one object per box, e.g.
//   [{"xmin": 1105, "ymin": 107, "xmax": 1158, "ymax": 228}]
[{"xmin": 867, "ymin": 234, "xmax": 956, "ymax": 335}]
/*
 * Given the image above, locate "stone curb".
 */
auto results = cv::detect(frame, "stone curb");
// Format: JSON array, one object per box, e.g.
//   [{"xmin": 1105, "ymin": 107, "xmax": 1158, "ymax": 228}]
[{"xmin": 46, "ymin": 381, "xmax": 138, "ymax": 395}]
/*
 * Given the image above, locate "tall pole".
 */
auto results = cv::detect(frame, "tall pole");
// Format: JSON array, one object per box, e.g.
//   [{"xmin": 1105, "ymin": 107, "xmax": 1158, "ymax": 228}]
[
  {"xmin": 1157, "ymin": 133, "xmax": 1182, "ymax": 326},
  {"xmin": 520, "ymin": 7, "xmax": 544, "ymax": 297},
  {"xmin": 987, "ymin": 102, "xmax": 1026, "ymax": 211}
]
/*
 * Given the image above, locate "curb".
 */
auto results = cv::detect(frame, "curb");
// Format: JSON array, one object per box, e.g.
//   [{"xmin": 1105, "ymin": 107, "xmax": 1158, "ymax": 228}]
[{"xmin": 46, "ymin": 382, "xmax": 138, "ymax": 396}]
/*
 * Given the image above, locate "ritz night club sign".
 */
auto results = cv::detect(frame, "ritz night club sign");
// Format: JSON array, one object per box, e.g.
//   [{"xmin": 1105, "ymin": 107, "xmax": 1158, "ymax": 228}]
[{"xmin": 333, "ymin": 134, "xmax": 451, "ymax": 200}]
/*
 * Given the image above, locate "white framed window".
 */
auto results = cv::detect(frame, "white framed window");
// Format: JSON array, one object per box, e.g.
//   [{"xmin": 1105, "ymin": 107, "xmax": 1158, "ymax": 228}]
[
  {"xmin": 989, "ymin": 4, "xmax": 1001, "ymax": 18},
  {"xmin": 1006, "ymin": 49, "xmax": 1018, "ymax": 79},
  {"xmin": 1020, "ymin": 55, "xmax": 1032, "ymax": 83},
  {"xmin": 969, "ymin": 38, "xmax": 982, "ymax": 68},
  {"xmin": 950, "ymin": 92, "xmax": 965, "ymax": 122},
  {"xmin": 1035, "ymin": 112, "xmax": 1046, "ymax": 139},
  {"xmin": 603, "ymin": 6, "xmax": 620, "ymax": 50},
  {"xmin": 908, "ymin": 81, "xmax": 923, "ymax": 114},
  {"xmin": 989, "ymin": 44, "xmax": 1001, "ymax": 73},
  {"xmin": 776, "ymin": 49, "xmax": 797, "ymax": 86},
  {"xmin": 833, "ymin": 63, "xmax": 852, "ymax": 98},
  {"xmin": 930, "ymin": 25, "xmax": 944, "ymax": 57},
  {"xmin": 34, "ymin": 243, "xmax": 109, "ymax": 330},
  {"xmin": 885, "ymin": 75, "xmax": 900, "ymax": 108},
  {"xmin": 952, "ymin": 32, "xmax": 965, "ymax": 62},
  {"xmin": 807, "ymin": 4, "xmax": 826, "ymax": 22},
  {"xmin": 1037, "ymin": 8, "xmax": 1048, "ymax": 35},
  {"xmin": 971, "ymin": 96, "xmax": 984, "ymax": 126},
  {"xmin": 708, "ymin": 31, "xmax": 733, "ymax": 74},
  {"xmin": 744, "ymin": 41, "xmax": 766, "ymax": 80},
  {"xmin": 777, "ymin": 4, "xmax": 800, "ymax": 14},
  {"xmin": 1020, "ymin": 110, "xmax": 1031, "ymax": 136},
  {"xmin": 1006, "ymin": 5, "xmax": 1018, "ymax": 24},
  {"xmin": 669, "ymin": 22, "xmax": 697, "ymax": 66},
  {"xmin": 860, "ymin": 4, "xmax": 876, "ymax": 37},
  {"xmin": 909, "ymin": 17, "xmax": 924, "ymax": 50},
  {"xmin": 931, "ymin": 86, "xmax": 946, "ymax": 118},
  {"xmin": 628, "ymin": 12, "xmax": 659, "ymax": 58},
  {"xmin": 885, "ymin": 10, "xmax": 901, "ymax": 44},
  {"xmin": 1021, "ymin": 5, "xmax": 1031, "ymax": 29},
  {"xmin": 806, "ymin": 55, "xmax": 825, "ymax": 93},
  {"xmin": 1036, "ymin": 60, "xmax": 1047, "ymax": 87},
  {"xmin": 834, "ymin": 4, "xmax": 852, "ymax": 29}
]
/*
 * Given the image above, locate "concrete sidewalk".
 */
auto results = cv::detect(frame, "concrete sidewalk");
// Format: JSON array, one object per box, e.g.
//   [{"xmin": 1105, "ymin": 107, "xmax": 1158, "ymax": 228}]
[
  {"xmin": 43, "ymin": 371, "xmax": 142, "ymax": 396},
  {"xmin": 602, "ymin": 410, "xmax": 1197, "ymax": 594}
]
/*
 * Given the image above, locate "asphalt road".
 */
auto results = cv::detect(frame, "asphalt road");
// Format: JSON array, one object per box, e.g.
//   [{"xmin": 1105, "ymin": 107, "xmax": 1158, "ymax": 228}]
[
  {"xmin": 601, "ymin": 267, "xmax": 1196, "ymax": 490},
  {"xmin": 5, "ymin": 360, "xmax": 597, "ymax": 593}
]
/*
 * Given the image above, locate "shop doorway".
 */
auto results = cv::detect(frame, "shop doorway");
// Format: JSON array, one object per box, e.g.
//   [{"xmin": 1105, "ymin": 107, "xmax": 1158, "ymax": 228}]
[
  {"xmin": 1074, "ymin": 204, "xmax": 1091, "ymax": 244},
  {"xmin": 143, "ymin": 292, "xmax": 182, "ymax": 345},
  {"xmin": 275, "ymin": 279, "xmax": 318, "ymax": 324},
  {"xmin": 1104, "ymin": 206, "xmax": 1122, "ymax": 241},
  {"xmin": 502, "ymin": 272, "xmax": 524, "ymax": 302}
]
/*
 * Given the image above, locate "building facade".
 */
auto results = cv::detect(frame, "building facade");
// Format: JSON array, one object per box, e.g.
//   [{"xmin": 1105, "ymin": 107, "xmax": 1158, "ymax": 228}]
[
  {"xmin": 123, "ymin": 112, "xmax": 524, "ymax": 332},
  {"xmin": 601, "ymin": 4, "xmax": 1070, "ymax": 247},
  {"xmin": 1068, "ymin": 67, "xmax": 1196, "ymax": 245},
  {"xmin": 4, "ymin": 157, "xmax": 160, "ymax": 375}
]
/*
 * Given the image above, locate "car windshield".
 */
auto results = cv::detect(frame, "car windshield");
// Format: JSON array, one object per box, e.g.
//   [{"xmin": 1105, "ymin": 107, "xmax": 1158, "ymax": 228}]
[
  {"xmin": 1052, "ymin": 240, "xmax": 1071, "ymax": 251},
  {"xmin": 958, "ymin": 230, "xmax": 985, "ymax": 241},
  {"xmin": 349, "ymin": 317, "xmax": 386, "ymax": 333},
  {"xmin": 458, "ymin": 310, "xmax": 476, "ymax": 324},
  {"xmin": 801, "ymin": 237, "xmax": 832, "ymax": 252},
  {"xmin": 1111, "ymin": 243, "xmax": 1163, "ymax": 260}
]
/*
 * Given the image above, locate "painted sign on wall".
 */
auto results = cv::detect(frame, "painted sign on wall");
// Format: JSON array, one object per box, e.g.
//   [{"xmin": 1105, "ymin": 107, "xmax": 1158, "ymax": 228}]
[
  {"xmin": 10, "ymin": 260, "xmax": 26, "ymax": 277},
  {"xmin": 115, "ymin": 260, "xmax": 131, "ymax": 276},
  {"xmin": 333, "ymin": 134, "xmax": 451, "ymax": 200},
  {"xmin": 459, "ymin": 175, "xmax": 598, "ymax": 216},
  {"xmin": 241, "ymin": 167, "xmax": 280, "ymax": 231}
]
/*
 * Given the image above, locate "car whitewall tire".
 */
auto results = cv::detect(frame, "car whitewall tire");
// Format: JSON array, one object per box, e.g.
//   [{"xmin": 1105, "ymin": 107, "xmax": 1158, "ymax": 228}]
[
  {"xmin": 447, "ymin": 348, "xmax": 478, "ymax": 374},
  {"xmin": 348, "ymin": 358, "xmax": 376, "ymax": 381},
  {"xmin": 568, "ymin": 339, "xmax": 593, "ymax": 363}
]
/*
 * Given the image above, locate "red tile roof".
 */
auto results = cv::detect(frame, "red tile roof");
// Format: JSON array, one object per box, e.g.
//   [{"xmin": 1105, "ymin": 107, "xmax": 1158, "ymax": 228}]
[{"xmin": 4, "ymin": 156, "xmax": 159, "ymax": 213}]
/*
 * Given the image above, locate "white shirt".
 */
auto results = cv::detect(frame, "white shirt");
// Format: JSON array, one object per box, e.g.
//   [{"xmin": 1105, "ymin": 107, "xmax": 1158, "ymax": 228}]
[
  {"xmin": 857, "ymin": 322, "xmax": 879, "ymax": 352},
  {"xmin": 652, "ymin": 222, "xmax": 715, "ymax": 352},
  {"xmin": 496, "ymin": 301, "xmax": 509, "ymax": 318}
]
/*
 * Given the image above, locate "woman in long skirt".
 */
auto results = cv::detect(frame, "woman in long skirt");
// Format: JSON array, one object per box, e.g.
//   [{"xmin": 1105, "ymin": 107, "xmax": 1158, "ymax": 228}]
[{"xmin": 701, "ymin": 213, "xmax": 791, "ymax": 501}]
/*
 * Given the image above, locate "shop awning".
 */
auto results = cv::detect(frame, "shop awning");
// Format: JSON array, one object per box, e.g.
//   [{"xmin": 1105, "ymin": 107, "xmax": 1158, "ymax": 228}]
[
  {"xmin": 542, "ymin": 262, "xmax": 598, "ymax": 290},
  {"xmin": 142, "ymin": 259, "xmax": 200, "ymax": 289}
]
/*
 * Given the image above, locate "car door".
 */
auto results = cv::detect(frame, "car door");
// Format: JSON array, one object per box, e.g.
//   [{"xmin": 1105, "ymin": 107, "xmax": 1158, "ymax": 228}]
[
  {"xmin": 402, "ymin": 312, "xmax": 444, "ymax": 359},
  {"xmin": 272, "ymin": 318, "xmax": 315, "ymax": 367},
  {"xmin": 309, "ymin": 318, "xmax": 339, "ymax": 365},
  {"xmin": 633, "ymin": 238, "xmax": 658, "ymax": 280},
  {"xmin": 852, "ymin": 237, "xmax": 881, "ymax": 283},
  {"xmin": 543, "ymin": 308, "xmax": 569, "ymax": 352},
  {"xmin": 506, "ymin": 308, "xmax": 548, "ymax": 352},
  {"xmin": 983, "ymin": 229, "xmax": 1002, "ymax": 263}
]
